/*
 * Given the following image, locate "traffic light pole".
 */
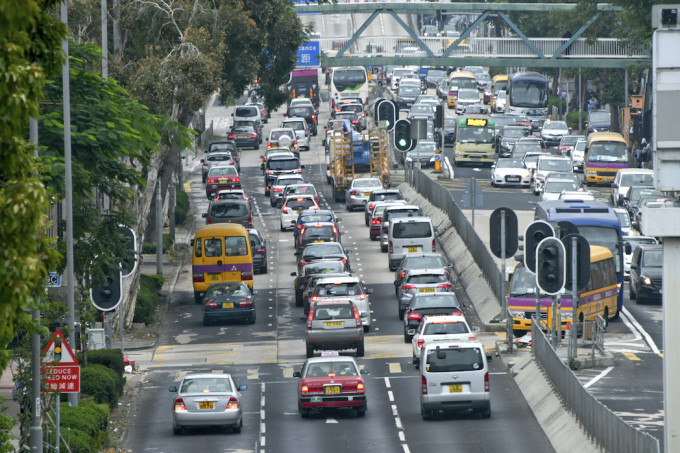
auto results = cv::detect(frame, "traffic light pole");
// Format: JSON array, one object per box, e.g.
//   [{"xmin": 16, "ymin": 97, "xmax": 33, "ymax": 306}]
[
  {"xmin": 570, "ymin": 236, "xmax": 578, "ymax": 359},
  {"xmin": 551, "ymin": 294, "xmax": 558, "ymax": 348},
  {"xmin": 500, "ymin": 213, "xmax": 512, "ymax": 353}
]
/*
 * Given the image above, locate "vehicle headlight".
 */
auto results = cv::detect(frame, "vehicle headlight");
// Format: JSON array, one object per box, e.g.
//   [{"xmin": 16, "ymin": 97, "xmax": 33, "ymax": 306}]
[
  {"xmin": 406, "ymin": 155, "xmax": 413, "ymax": 162},
  {"xmin": 586, "ymin": 171, "xmax": 597, "ymax": 176},
  {"xmin": 523, "ymin": 172, "xmax": 531, "ymax": 179},
  {"xmin": 642, "ymin": 276, "xmax": 652, "ymax": 286},
  {"xmin": 429, "ymin": 155, "xmax": 435, "ymax": 162},
  {"xmin": 510, "ymin": 310, "xmax": 526, "ymax": 319}
]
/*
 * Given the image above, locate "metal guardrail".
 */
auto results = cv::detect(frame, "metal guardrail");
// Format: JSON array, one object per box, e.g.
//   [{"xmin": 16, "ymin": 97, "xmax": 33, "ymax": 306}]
[
  {"xmin": 319, "ymin": 37, "xmax": 649, "ymax": 59},
  {"xmin": 531, "ymin": 319, "xmax": 660, "ymax": 453},
  {"xmin": 411, "ymin": 166, "xmax": 505, "ymax": 306}
]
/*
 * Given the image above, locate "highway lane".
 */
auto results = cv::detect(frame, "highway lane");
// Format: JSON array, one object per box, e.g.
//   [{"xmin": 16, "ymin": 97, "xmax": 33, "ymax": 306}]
[{"xmin": 123, "ymin": 87, "xmax": 556, "ymax": 452}]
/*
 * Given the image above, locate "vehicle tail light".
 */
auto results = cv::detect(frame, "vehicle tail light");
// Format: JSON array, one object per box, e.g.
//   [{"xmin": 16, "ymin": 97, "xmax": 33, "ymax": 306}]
[
  {"xmin": 294, "ymin": 140, "xmax": 298, "ymax": 148},
  {"xmin": 401, "ymin": 284, "xmax": 416, "ymax": 291},
  {"xmin": 332, "ymin": 226, "xmax": 338, "ymax": 234},
  {"xmin": 353, "ymin": 305, "xmax": 362, "ymax": 327},
  {"xmin": 357, "ymin": 382, "xmax": 365, "ymax": 391},
  {"xmin": 297, "ymin": 224, "xmax": 302, "ymax": 230},
  {"xmin": 174, "ymin": 398, "xmax": 187, "ymax": 412},
  {"xmin": 341, "ymin": 258, "xmax": 347, "ymax": 264},
  {"xmin": 311, "ymin": 295, "xmax": 317, "ymax": 302},
  {"xmin": 265, "ymin": 170, "xmax": 272, "ymax": 174},
  {"xmin": 371, "ymin": 219, "xmax": 381, "ymax": 225},
  {"xmin": 239, "ymin": 299, "xmax": 253, "ymax": 307},
  {"xmin": 294, "ymin": 168, "xmax": 302, "ymax": 173},
  {"xmin": 484, "ymin": 372, "xmax": 489, "ymax": 392},
  {"xmin": 228, "ymin": 134, "xmax": 236, "ymax": 139},
  {"xmin": 193, "ymin": 273, "xmax": 205, "ymax": 283},
  {"xmin": 432, "ymin": 239, "xmax": 436, "ymax": 252},
  {"xmin": 407, "ymin": 312, "xmax": 422, "ymax": 321},
  {"xmin": 451, "ymin": 309, "xmax": 463, "ymax": 316},
  {"xmin": 273, "ymin": 187, "xmax": 282, "ymax": 192},
  {"xmin": 359, "ymin": 293, "xmax": 365, "ymax": 300},
  {"xmin": 226, "ymin": 397, "xmax": 239, "ymax": 410},
  {"xmin": 307, "ymin": 306, "xmax": 315, "ymax": 330},
  {"xmin": 417, "ymin": 339, "xmax": 425, "ymax": 349},
  {"xmin": 437, "ymin": 283, "xmax": 452, "ymax": 289},
  {"xmin": 282, "ymin": 206, "xmax": 289, "ymax": 214},
  {"xmin": 249, "ymin": 134, "xmax": 256, "ymax": 138},
  {"xmin": 301, "ymin": 384, "xmax": 309, "ymax": 393},
  {"xmin": 248, "ymin": 215, "xmax": 253, "ymax": 227},
  {"xmin": 389, "ymin": 240, "xmax": 393, "ymax": 254},
  {"xmin": 368, "ymin": 202, "xmax": 374, "ymax": 211},
  {"xmin": 267, "ymin": 144, "xmax": 271, "ymax": 150},
  {"xmin": 365, "ymin": 97, "xmax": 368, "ymax": 105},
  {"xmin": 400, "ymin": 271, "xmax": 406, "ymax": 279},
  {"xmin": 205, "ymin": 300, "xmax": 218, "ymax": 308},
  {"xmin": 350, "ymin": 190, "xmax": 359, "ymax": 196},
  {"xmin": 468, "ymin": 336, "xmax": 477, "ymax": 340},
  {"xmin": 241, "ymin": 271, "xmax": 253, "ymax": 281},
  {"xmin": 300, "ymin": 260, "xmax": 307, "ymax": 266},
  {"xmin": 421, "ymin": 376, "xmax": 427, "ymax": 395},
  {"xmin": 300, "ymin": 227, "xmax": 306, "ymax": 235}
]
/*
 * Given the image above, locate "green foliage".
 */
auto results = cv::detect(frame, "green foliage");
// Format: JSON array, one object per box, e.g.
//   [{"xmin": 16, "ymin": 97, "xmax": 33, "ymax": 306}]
[
  {"xmin": 569, "ymin": 357, "xmax": 582, "ymax": 371},
  {"xmin": 0, "ymin": 396, "xmax": 15, "ymax": 452},
  {"xmin": 141, "ymin": 234, "xmax": 174, "ymax": 255},
  {"xmin": 175, "ymin": 189, "xmax": 190, "ymax": 226},
  {"xmin": 134, "ymin": 274, "xmax": 164, "ymax": 325},
  {"xmin": 80, "ymin": 364, "xmax": 122, "ymax": 408},
  {"xmin": 59, "ymin": 399, "xmax": 109, "ymax": 453},
  {"xmin": 0, "ymin": 0, "xmax": 66, "ymax": 372},
  {"xmin": 78, "ymin": 349, "xmax": 125, "ymax": 378},
  {"xmin": 566, "ymin": 111, "xmax": 587, "ymax": 131}
]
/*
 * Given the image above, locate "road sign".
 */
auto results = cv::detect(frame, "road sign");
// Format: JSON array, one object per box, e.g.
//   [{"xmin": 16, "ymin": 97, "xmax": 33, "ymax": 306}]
[
  {"xmin": 42, "ymin": 366, "xmax": 80, "ymax": 393},
  {"xmin": 296, "ymin": 41, "xmax": 320, "ymax": 67},
  {"xmin": 489, "ymin": 207, "xmax": 518, "ymax": 259},
  {"xmin": 433, "ymin": 154, "xmax": 442, "ymax": 161},
  {"xmin": 46, "ymin": 272, "xmax": 61, "ymax": 287},
  {"xmin": 42, "ymin": 329, "xmax": 79, "ymax": 366},
  {"xmin": 462, "ymin": 178, "xmax": 484, "ymax": 208}
]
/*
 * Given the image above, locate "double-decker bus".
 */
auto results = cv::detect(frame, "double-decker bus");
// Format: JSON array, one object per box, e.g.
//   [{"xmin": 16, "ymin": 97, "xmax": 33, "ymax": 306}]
[
  {"xmin": 507, "ymin": 71, "xmax": 549, "ymax": 115},
  {"xmin": 453, "ymin": 116, "xmax": 496, "ymax": 166},
  {"xmin": 447, "ymin": 70, "xmax": 477, "ymax": 108},
  {"xmin": 584, "ymin": 132, "xmax": 635, "ymax": 186},
  {"xmin": 534, "ymin": 200, "xmax": 624, "ymax": 318},
  {"xmin": 508, "ymin": 245, "xmax": 618, "ymax": 336},
  {"xmin": 329, "ymin": 66, "xmax": 369, "ymax": 109}
]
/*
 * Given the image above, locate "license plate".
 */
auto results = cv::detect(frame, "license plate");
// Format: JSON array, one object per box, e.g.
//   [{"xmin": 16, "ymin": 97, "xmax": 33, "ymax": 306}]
[
  {"xmin": 210, "ymin": 274, "xmax": 220, "ymax": 281},
  {"xmin": 363, "ymin": 192, "xmax": 371, "ymax": 196},
  {"xmin": 507, "ymin": 177, "xmax": 520, "ymax": 182},
  {"xmin": 407, "ymin": 246, "xmax": 419, "ymax": 253},
  {"xmin": 325, "ymin": 385, "xmax": 341, "ymax": 394},
  {"xmin": 448, "ymin": 384, "xmax": 463, "ymax": 393},
  {"xmin": 470, "ymin": 157, "xmax": 481, "ymax": 161},
  {"xmin": 419, "ymin": 288, "xmax": 435, "ymax": 293},
  {"xmin": 222, "ymin": 302, "xmax": 234, "ymax": 309},
  {"xmin": 324, "ymin": 321, "xmax": 343, "ymax": 327},
  {"xmin": 238, "ymin": 135, "xmax": 247, "ymax": 139},
  {"xmin": 219, "ymin": 179, "xmax": 227, "ymax": 183},
  {"xmin": 310, "ymin": 396, "xmax": 323, "ymax": 403},
  {"xmin": 198, "ymin": 401, "xmax": 214, "ymax": 410},
  {"xmin": 314, "ymin": 240, "xmax": 324, "ymax": 243}
]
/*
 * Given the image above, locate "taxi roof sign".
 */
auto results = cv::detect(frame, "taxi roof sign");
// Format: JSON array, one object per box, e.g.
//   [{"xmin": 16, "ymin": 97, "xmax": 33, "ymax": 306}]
[{"xmin": 42, "ymin": 329, "xmax": 79, "ymax": 365}]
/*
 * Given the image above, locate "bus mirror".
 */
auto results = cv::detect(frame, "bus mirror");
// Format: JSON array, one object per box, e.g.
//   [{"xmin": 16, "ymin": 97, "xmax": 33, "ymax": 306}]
[{"xmin": 624, "ymin": 242, "xmax": 632, "ymax": 254}]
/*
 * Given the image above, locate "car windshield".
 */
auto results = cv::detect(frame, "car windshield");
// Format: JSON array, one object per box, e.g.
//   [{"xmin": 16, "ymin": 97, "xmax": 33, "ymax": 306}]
[
  {"xmin": 523, "ymin": 154, "xmax": 541, "ymax": 166},
  {"xmin": 444, "ymin": 118, "xmax": 456, "ymax": 127},
  {"xmin": 538, "ymin": 159, "xmax": 571, "ymax": 172},
  {"xmin": 209, "ymin": 203, "xmax": 248, "ymax": 218},
  {"xmin": 458, "ymin": 90, "xmax": 479, "ymax": 101},
  {"xmin": 286, "ymin": 198, "xmax": 316, "ymax": 210},
  {"xmin": 313, "ymin": 304, "xmax": 354, "ymax": 320},
  {"xmin": 270, "ymin": 130, "xmax": 294, "ymax": 140},
  {"xmin": 235, "ymin": 107, "xmax": 257, "ymax": 117},
  {"xmin": 407, "ymin": 273, "xmax": 447, "ymax": 284},
  {"xmin": 620, "ymin": 173, "xmax": 654, "ymax": 186},
  {"xmin": 268, "ymin": 159, "xmax": 300, "ymax": 171},
  {"xmin": 589, "ymin": 111, "xmax": 610, "ymax": 123},
  {"xmin": 624, "ymin": 238, "xmax": 656, "ymax": 251},
  {"xmin": 615, "ymin": 211, "xmax": 631, "ymax": 228},
  {"xmin": 303, "ymin": 226, "xmax": 335, "ymax": 238},
  {"xmin": 544, "ymin": 181, "xmax": 579, "ymax": 193},
  {"xmin": 544, "ymin": 121, "xmax": 567, "ymax": 131},
  {"xmin": 301, "ymin": 213, "xmax": 333, "ymax": 223},
  {"xmin": 410, "ymin": 105, "xmax": 433, "ymax": 115},
  {"xmin": 208, "ymin": 167, "xmax": 238, "ymax": 177},
  {"xmin": 276, "ymin": 177, "xmax": 303, "ymax": 186},
  {"xmin": 560, "ymin": 136, "xmax": 583, "ymax": 146},
  {"xmin": 393, "ymin": 222, "xmax": 432, "ymax": 238},
  {"xmin": 306, "ymin": 361, "xmax": 358, "ymax": 377},
  {"xmin": 207, "ymin": 153, "xmax": 232, "ymax": 162},
  {"xmin": 209, "ymin": 142, "xmax": 236, "ymax": 153},
  {"xmin": 426, "ymin": 347, "xmax": 483, "ymax": 372},
  {"xmin": 373, "ymin": 192, "xmax": 402, "ymax": 201},
  {"xmin": 305, "ymin": 243, "xmax": 344, "ymax": 257},
  {"xmin": 207, "ymin": 283, "xmax": 249, "ymax": 297},
  {"xmin": 642, "ymin": 250, "xmax": 662, "ymax": 267},
  {"xmin": 415, "ymin": 142, "xmax": 437, "ymax": 153},
  {"xmin": 423, "ymin": 322, "xmax": 469, "ymax": 335},
  {"xmin": 496, "ymin": 159, "xmax": 524, "ymax": 169},
  {"xmin": 399, "ymin": 86, "xmax": 420, "ymax": 96},
  {"xmin": 289, "ymin": 107, "xmax": 313, "ymax": 117},
  {"xmin": 180, "ymin": 377, "xmax": 233, "ymax": 393},
  {"xmin": 411, "ymin": 294, "xmax": 459, "ymax": 308},
  {"xmin": 286, "ymin": 185, "xmax": 315, "ymax": 196},
  {"xmin": 353, "ymin": 179, "xmax": 382, "ymax": 188},
  {"xmin": 405, "ymin": 256, "xmax": 446, "ymax": 269},
  {"xmin": 588, "ymin": 142, "xmax": 628, "ymax": 163},
  {"xmin": 284, "ymin": 121, "xmax": 306, "ymax": 131},
  {"xmin": 630, "ymin": 188, "xmax": 663, "ymax": 202},
  {"xmin": 317, "ymin": 282, "xmax": 361, "ymax": 296},
  {"xmin": 457, "ymin": 126, "xmax": 495, "ymax": 144}
]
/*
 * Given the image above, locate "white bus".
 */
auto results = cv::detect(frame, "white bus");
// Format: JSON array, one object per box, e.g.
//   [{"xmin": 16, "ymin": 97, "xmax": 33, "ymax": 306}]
[{"xmin": 329, "ymin": 66, "xmax": 369, "ymax": 109}]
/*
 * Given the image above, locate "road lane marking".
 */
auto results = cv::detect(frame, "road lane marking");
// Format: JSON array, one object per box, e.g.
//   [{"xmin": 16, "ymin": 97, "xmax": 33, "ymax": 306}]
[
  {"xmin": 282, "ymin": 367, "xmax": 294, "ymax": 378},
  {"xmin": 621, "ymin": 307, "xmax": 661, "ymax": 354},
  {"xmin": 247, "ymin": 368, "xmax": 259, "ymax": 380},
  {"xmin": 384, "ymin": 377, "xmax": 391, "ymax": 388},
  {"xmin": 388, "ymin": 391, "xmax": 394, "ymax": 402},
  {"xmin": 388, "ymin": 363, "xmax": 402, "ymax": 374},
  {"xmin": 583, "ymin": 366, "xmax": 614, "ymax": 389},
  {"xmin": 184, "ymin": 181, "xmax": 191, "ymax": 192},
  {"xmin": 259, "ymin": 382, "xmax": 266, "ymax": 450},
  {"xmin": 622, "ymin": 352, "xmax": 640, "ymax": 361}
]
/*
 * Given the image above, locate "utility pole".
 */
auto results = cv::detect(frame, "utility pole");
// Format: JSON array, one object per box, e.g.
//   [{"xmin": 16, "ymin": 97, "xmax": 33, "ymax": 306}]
[{"xmin": 61, "ymin": 0, "xmax": 78, "ymax": 407}]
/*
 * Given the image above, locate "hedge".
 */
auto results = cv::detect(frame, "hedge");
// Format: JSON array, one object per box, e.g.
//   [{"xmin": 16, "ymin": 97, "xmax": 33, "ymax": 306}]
[
  {"xmin": 80, "ymin": 364, "xmax": 121, "ymax": 408},
  {"xmin": 142, "ymin": 233, "xmax": 174, "ymax": 254},
  {"xmin": 175, "ymin": 189, "xmax": 190, "ymax": 226},
  {"xmin": 133, "ymin": 273, "xmax": 164, "ymax": 325},
  {"xmin": 77, "ymin": 348, "xmax": 124, "ymax": 377},
  {"xmin": 59, "ymin": 399, "xmax": 110, "ymax": 453}
]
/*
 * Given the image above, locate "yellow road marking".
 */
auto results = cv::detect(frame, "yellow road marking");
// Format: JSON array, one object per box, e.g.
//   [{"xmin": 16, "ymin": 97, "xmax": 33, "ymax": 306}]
[
  {"xmin": 282, "ymin": 367, "xmax": 294, "ymax": 379},
  {"xmin": 622, "ymin": 352, "xmax": 640, "ymax": 361},
  {"xmin": 184, "ymin": 181, "xmax": 192, "ymax": 192},
  {"xmin": 658, "ymin": 353, "xmax": 663, "ymax": 358},
  {"xmin": 388, "ymin": 363, "xmax": 402, "ymax": 374},
  {"xmin": 247, "ymin": 368, "xmax": 259, "ymax": 380}
]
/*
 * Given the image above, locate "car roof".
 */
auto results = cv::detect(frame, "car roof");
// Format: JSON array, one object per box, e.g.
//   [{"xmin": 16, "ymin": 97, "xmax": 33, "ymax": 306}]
[
  {"xmin": 182, "ymin": 373, "xmax": 233, "ymax": 380},
  {"xmin": 316, "ymin": 276, "xmax": 361, "ymax": 284},
  {"xmin": 392, "ymin": 216, "xmax": 431, "ymax": 223},
  {"xmin": 637, "ymin": 244, "xmax": 662, "ymax": 251},
  {"xmin": 422, "ymin": 340, "xmax": 484, "ymax": 351},
  {"xmin": 422, "ymin": 315, "xmax": 467, "ymax": 324},
  {"xmin": 304, "ymin": 356, "xmax": 359, "ymax": 365},
  {"xmin": 385, "ymin": 204, "xmax": 420, "ymax": 212}
]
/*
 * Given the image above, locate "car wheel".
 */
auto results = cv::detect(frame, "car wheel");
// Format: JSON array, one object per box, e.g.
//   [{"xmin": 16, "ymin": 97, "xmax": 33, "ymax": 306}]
[
  {"xmin": 261, "ymin": 262, "xmax": 268, "ymax": 274},
  {"xmin": 270, "ymin": 198, "xmax": 276, "ymax": 207},
  {"xmin": 249, "ymin": 312, "xmax": 256, "ymax": 324},
  {"xmin": 202, "ymin": 175, "xmax": 206, "ymax": 183},
  {"xmin": 173, "ymin": 424, "xmax": 182, "ymax": 435},
  {"xmin": 398, "ymin": 309, "xmax": 404, "ymax": 321},
  {"xmin": 364, "ymin": 215, "xmax": 369, "ymax": 226},
  {"xmin": 381, "ymin": 245, "xmax": 387, "ymax": 253},
  {"xmin": 356, "ymin": 343, "xmax": 365, "ymax": 357},
  {"xmin": 479, "ymin": 406, "xmax": 491, "ymax": 419},
  {"xmin": 194, "ymin": 292, "xmax": 203, "ymax": 304},
  {"xmin": 280, "ymin": 223, "xmax": 286, "ymax": 232},
  {"xmin": 490, "ymin": 180, "xmax": 495, "ymax": 187},
  {"xmin": 356, "ymin": 404, "xmax": 367, "ymax": 417},
  {"xmin": 346, "ymin": 202, "xmax": 352, "ymax": 212},
  {"xmin": 421, "ymin": 406, "xmax": 434, "ymax": 420},
  {"xmin": 298, "ymin": 402, "xmax": 310, "ymax": 418},
  {"xmin": 231, "ymin": 419, "xmax": 242, "ymax": 433},
  {"xmin": 413, "ymin": 356, "xmax": 420, "ymax": 368},
  {"xmin": 363, "ymin": 325, "xmax": 370, "ymax": 333},
  {"xmin": 629, "ymin": 282, "xmax": 637, "ymax": 300},
  {"xmin": 295, "ymin": 291, "xmax": 303, "ymax": 307},
  {"xmin": 306, "ymin": 345, "xmax": 314, "ymax": 358}
]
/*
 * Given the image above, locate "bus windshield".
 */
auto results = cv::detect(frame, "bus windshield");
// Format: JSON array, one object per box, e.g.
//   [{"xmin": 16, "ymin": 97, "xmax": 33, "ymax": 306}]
[
  {"xmin": 333, "ymin": 69, "xmax": 366, "ymax": 90},
  {"xmin": 588, "ymin": 142, "xmax": 628, "ymax": 163},
  {"xmin": 457, "ymin": 127, "xmax": 495, "ymax": 143},
  {"xmin": 450, "ymin": 77, "xmax": 477, "ymax": 91},
  {"xmin": 509, "ymin": 79, "xmax": 548, "ymax": 108},
  {"xmin": 578, "ymin": 226, "xmax": 622, "ymax": 274}
]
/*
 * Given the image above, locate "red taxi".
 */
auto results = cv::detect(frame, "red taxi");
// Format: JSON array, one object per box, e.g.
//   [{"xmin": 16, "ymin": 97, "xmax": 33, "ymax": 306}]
[
  {"xmin": 205, "ymin": 163, "xmax": 241, "ymax": 199},
  {"xmin": 293, "ymin": 353, "xmax": 368, "ymax": 418}
]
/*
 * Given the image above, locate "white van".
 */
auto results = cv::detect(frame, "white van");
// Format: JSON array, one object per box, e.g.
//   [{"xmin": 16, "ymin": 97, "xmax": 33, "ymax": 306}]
[
  {"xmin": 419, "ymin": 341, "xmax": 491, "ymax": 419},
  {"xmin": 387, "ymin": 216, "xmax": 436, "ymax": 271},
  {"xmin": 232, "ymin": 105, "xmax": 261, "ymax": 126}
]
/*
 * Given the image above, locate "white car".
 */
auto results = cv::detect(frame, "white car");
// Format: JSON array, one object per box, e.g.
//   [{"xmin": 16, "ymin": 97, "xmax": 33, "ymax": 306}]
[
  {"xmin": 611, "ymin": 168, "xmax": 654, "ymax": 206},
  {"xmin": 280, "ymin": 195, "xmax": 319, "ymax": 231},
  {"xmin": 345, "ymin": 177, "xmax": 383, "ymax": 212},
  {"xmin": 533, "ymin": 155, "xmax": 573, "ymax": 194},
  {"xmin": 572, "ymin": 140, "xmax": 586, "ymax": 171},
  {"xmin": 490, "ymin": 158, "xmax": 531, "ymax": 188},
  {"xmin": 495, "ymin": 90, "xmax": 507, "ymax": 113},
  {"xmin": 613, "ymin": 207, "xmax": 632, "ymax": 236},
  {"xmin": 540, "ymin": 121, "xmax": 570, "ymax": 147},
  {"xmin": 269, "ymin": 174, "xmax": 305, "ymax": 207},
  {"xmin": 540, "ymin": 179, "xmax": 584, "ymax": 201},
  {"xmin": 558, "ymin": 190, "xmax": 596, "ymax": 202},
  {"xmin": 281, "ymin": 118, "xmax": 310, "ymax": 151},
  {"xmin": 411, "ymin": 315, "xmax": 476, "ymax": 367},
  {"xmin": 455, "ymin": 89, "xmax": 480, "ymax": 114}
]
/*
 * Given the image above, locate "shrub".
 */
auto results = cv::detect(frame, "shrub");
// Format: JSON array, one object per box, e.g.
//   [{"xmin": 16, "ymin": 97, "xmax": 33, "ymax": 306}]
[
  {"xmin": 80, "ymin": 364, "xmax": 120, "ymax": 408},
  {"xmin": 142, "ymin": 233, "xmax": 174, "ymax": 254},
  {"xmin": 59, "ymin": 400, "xmax": 110, "ymax": 453},
  {"xmin": 133, "ymin": 274, "xmax": 164, "ymax": 325},
  {"xmin": 566, "ymin": 111, "xmax": 586, "ymax": 131},
  {"xmin": 175, "ymin": 189, "xmax": 190, "ymax": 225},
  {"xmin": 62, "ymin": 429, "xmax": 94, "ymax": 453},
  {"xmin": 78, "ymin": 349, "xmax": 124, "ymax": 377}
]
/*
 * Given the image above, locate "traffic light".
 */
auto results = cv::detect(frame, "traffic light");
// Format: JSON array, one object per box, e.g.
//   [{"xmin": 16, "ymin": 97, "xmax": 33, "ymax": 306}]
[
  {"xmin": 119, "ymin": 226, "xmax": 138, "ymax": 277},
  {"xmin": 90, "ymin": 264, "xmax": 123, "ymax": 311},
  {"xmin": 394, "ymin": 119, "xmax": 412, "ymax": 152},
  {"xmin": 489, "ymin": 207, "xmax": 518, "ymax": 259},
  {"xmin": 435, "ymin": 104, "xmax": 444, "ymax": 129},
  {"xmin": 536, "ymin": 237, "xmax": 566, "ymax": 295},
  {"xmin": 561, "ymin": 233, "xmax": 591, "ymax": 290},
  {"xmin": 377, "ymin": 100, "xmax": 396, "ymax": 131},
  {"xmin": 524, "ymin": 221, "xmax": 555, "ymax": 273}
]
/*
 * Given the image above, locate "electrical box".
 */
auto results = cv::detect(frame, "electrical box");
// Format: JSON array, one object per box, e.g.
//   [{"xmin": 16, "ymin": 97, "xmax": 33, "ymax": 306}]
[{"xmin": 86, "ymin": 328, "xmax": 106, "ymax": 351}]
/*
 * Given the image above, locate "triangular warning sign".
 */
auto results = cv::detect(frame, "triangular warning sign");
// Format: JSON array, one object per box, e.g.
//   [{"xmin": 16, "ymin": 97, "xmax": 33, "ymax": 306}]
[{"xmin": 42, "ymin": 329, "xmax": 79, "ymax": 365}]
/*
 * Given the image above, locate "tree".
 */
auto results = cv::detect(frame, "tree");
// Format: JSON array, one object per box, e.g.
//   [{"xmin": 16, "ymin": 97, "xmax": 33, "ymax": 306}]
[{"xmin": 0, "ymin": 0, "xmax": 66, "ymax": 372}]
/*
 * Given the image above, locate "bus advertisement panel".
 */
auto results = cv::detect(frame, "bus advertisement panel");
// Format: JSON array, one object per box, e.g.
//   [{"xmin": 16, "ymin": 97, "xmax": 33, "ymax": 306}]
[
  {"xmin": 447, "ymin": 71, "xmax": 477, "ymax": 108},
  {"xmin": 453, "ymin": 116, "xmax": 496, "ymax": 166},
  {"xmin": 329, "ymin": 66, "xmax": 368, "ymax": 109},
  {"xmin": 508, "ymin": 246, "xmax": 618, "ymax": 336},
  {"xmin": 534, "ymin": 200, "xmax": 624, "ymax": 317},
  {"xmin": 507, "ymin": 71, "xmax": 549, "ymax": 115},
  {"xmin": 585, "ymin": 132, "xmax": 634, "ymax": 185}
]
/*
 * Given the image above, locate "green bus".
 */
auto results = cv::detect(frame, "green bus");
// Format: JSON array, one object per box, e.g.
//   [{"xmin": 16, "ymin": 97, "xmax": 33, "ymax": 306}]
[{"xmin": 453, "ymin": 115, "xmax": 496, "ymax": 166}]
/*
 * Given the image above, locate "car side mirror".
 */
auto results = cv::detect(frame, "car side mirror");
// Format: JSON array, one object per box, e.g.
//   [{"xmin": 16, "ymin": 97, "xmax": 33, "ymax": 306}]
[
  {"xmin": 169, "ymin": 386, "xmax": 177, "ymax": 392},
  {"xmin": 407, "ymin": 329, "xmax": 416, "ymax": 336},
  {"xmin": 336, "ymin": 217, "xmax": 342, "ymax": 222},
  {"xmin": 367, "ymin": 288, "xmax": 374, "ymax": 294},
  {"xmin": 293, "ymin": 371, "xmax": 301, "ymax": 378},
  {"xmin": 190, "ymin": 239, "xmax": 194, "ymax": 247},
  {"xmin": 624, "ymin": 243, "xmax": 632, "ymax": 254},
  {"xmin": 632, "ymin": 221, "xmax": 639, "ymax": 229},
  {"xmin": 630, "ymin": 263, "xmax": 639, "ymax": 269},
  {"xmin": 360, "ymin": 368, "xmax": 369, "ymax": 375},
  {"xmin": 294, "ymin": 252, "xmax": 300, "ymax": 256},
  {"xmin": 345, "ymin": 249, "xmax": 352, "ymax": 254},
  {"xmin": 264, "ymin": 239, "xmax": 270, "ymax": 244},
  {"xmin": 611, "ymin": 183, "xmax": 618, "ymax": 189},
  {"xmin": 301, "ymin": 165, "xmax": 306, "ymax": 169},
  {"xmin": 238, "ymin": 385, "xmax": 247, "ymax": 391},
  {"xmin": 200, "ymin": 159, "xmax": 204, "ymax": 164},
  {"xmin": 486, "ymin": 354, "xmax": 493, "ymax": 362},
  {"xmin": 472, "ymin": 326, "xmax": 481, "ymax": 332},
  {"xmin": 252, "ymin": 290, "xmax": 258, "ymax": 295},
  {"xmin": 202, "ymin": 213, "xmax": 207, "ymax": 218},
  {"xmin": 290, "ymin": 271, "xmax": 297, "ymax": 277},
  {"xmin": 360, "ymin": 312, "xmax": 369, "ymax": 318}
]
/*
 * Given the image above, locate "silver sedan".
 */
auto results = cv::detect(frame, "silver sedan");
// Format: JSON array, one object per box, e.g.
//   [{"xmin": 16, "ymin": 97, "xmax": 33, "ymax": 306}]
[{"xmin": 170, "ymin": 373, "xmax": 246, "ymax": 434}]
